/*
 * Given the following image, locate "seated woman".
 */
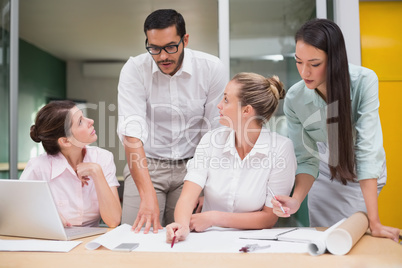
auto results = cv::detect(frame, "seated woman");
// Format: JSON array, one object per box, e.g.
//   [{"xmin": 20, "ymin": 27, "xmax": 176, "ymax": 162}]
[
  {"xmin": 20, "ymin": 100, "xmax": 121, "ymax": 228},
  {"xmin": 166, "ymin": 72, "xmax": 296, "ymax": 244}
]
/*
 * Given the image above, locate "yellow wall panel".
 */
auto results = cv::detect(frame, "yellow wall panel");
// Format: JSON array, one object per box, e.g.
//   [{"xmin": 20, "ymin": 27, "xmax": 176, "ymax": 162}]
[
  {"xmin": 360, "ymin": 2, "xmax": 402, "ymax": 229},
  {"xmin": 360, "ymin": 2, "xmax": 402, "ymax": 81},
  {"xmin": 377, "ymin": 81, "xmax": 402, "ymax": 228}
]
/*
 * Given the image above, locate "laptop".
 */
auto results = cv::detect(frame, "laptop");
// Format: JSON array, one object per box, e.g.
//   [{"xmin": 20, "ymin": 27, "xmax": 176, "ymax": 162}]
[{"xmin": 0, "ymin": 179, "xmax": 107, "ymax": 240}]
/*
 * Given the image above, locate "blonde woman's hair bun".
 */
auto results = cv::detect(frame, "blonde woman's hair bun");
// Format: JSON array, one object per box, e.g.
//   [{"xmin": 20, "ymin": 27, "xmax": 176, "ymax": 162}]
[{"xmin": 268, "ymin": 75, "xmax": 285, "ymax": 100}]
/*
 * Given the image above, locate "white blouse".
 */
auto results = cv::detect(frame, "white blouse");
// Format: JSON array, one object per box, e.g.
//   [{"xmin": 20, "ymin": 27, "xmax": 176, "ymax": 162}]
[{"xmin": 184, "ymin": 127, "xmax": 296, "ymax": 213}]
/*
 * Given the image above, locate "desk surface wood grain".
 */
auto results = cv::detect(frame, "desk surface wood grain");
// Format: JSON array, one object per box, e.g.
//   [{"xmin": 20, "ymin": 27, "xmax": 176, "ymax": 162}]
[{"xmin": 1, "ymin": 231, "xmax": 401, "ymax": 268}]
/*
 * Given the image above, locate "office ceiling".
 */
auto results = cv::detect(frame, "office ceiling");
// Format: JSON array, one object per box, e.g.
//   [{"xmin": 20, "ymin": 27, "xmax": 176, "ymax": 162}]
[{"xmin": 19, "ymin": 0, "xmax": 315, "ymax": 62}]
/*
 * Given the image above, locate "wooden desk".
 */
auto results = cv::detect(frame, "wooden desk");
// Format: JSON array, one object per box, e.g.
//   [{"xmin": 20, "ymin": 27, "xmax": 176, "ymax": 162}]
[
  {"xmin": 1, "ymin": 232, "xmax": 401, "ymax": 268},
  {"xmin": 0, "ymin": 163, "xmax": 27, "ymax": 171}
]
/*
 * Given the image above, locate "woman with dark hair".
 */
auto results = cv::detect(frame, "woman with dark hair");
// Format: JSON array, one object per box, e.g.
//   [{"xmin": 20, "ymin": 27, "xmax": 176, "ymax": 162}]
[
  {"xmin": 20, "ymin": 100, "xmax": 121, "ymax": 228},
  {"xmin": 165, "ymin": 73, "xmax": 296, "ymax": 244},
  {"xmin": 272, "ymin": 18, "xmax": 399, "ymax": 241}
]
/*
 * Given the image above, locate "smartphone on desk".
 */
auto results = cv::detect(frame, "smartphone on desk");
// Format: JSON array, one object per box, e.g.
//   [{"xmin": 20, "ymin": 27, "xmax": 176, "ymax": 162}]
[{"xmin": 113, "ymin": 243, "xmax": 139, "ymax": 252}]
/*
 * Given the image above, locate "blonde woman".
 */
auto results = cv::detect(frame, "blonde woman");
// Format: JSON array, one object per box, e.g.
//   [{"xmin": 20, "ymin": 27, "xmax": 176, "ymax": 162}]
[{"xmin": 166, "ymin": 73, "xmax": 296, "ymax": 244}]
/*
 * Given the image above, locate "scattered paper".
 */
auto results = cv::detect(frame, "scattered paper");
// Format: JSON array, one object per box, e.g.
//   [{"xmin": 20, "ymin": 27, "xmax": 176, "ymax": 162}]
[
  {"xmin": 85, "ymin": 224, "xmax": 308, "ymax": 253},
  {"xmin": 0, "ymin": 239, "xmax": 82, "ymax": 252},
  {"xmin": 239, "ymin": 227, "xmax": 322, "ymax": 243}
]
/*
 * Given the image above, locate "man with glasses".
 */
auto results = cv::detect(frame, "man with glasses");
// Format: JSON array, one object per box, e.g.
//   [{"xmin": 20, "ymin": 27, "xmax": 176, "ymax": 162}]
[{"xmin": 117, "ymin": 9, "xmax": 227, "ymax": 234}]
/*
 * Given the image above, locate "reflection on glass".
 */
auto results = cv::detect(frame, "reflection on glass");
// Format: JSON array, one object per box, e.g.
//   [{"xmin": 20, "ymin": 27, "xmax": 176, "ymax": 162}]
[
  {"xmin": 229, "ymin": 0, "xmax": 321, "ymax": 228},
  {"xmin": 229, "ymin": 0, "xmax": 316, "ymax": 116}
]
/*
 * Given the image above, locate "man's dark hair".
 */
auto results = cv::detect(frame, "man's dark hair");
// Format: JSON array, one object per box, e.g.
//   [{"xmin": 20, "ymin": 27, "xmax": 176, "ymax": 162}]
[{"xmin": 144, "ymin": 9, "xmax": 186, "ymax": 37}]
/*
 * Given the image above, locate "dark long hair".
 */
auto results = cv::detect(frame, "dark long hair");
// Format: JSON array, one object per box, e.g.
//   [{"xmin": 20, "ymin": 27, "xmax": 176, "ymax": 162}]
[
  {"xmin": 296, "ymin": 18, "xmax": 356, "ymax": 185},
  {"xmin": 144, "ymin": 9, "xmax": 186, "ymax": 37},
  {"xmin": 30, "ymin": 100, "xmax": 76, "ymax": 155}
]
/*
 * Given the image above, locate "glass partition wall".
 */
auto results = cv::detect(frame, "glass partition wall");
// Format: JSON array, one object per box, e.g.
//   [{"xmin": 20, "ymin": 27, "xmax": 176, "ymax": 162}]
[
  {"xmin": 0, "ymin": 0, "xmax": 18, "ymax": 179},
  {"xmin": 0, "ymin": 0, "xmax": 11, "ymax": 179},
  {"xmin": 230, "ymin": 0, "xmax": 315, "ymax": 117},
  {"xmin": 224, "ymin": 0, "xmax": 321, "ymax": 227}
]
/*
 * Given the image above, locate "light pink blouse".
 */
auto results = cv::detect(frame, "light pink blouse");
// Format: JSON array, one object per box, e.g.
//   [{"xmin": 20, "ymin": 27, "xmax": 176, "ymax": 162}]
[{"xmin": 20, "ymin": 146, "xmax": 119, "ymax": 227}]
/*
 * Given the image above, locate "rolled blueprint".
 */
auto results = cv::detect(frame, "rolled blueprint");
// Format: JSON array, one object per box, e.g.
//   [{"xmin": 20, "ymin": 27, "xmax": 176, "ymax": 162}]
[
  {"xmin": 326, "ymin": 211, "xmax": 369, "ymax": 255},
  {"xmin": 307, "ymin": 211, "xmax": 369, "ymax": 256},
  {"xmin": 307, "ymin": 218, "xmax": 345, "ymax": 256}
]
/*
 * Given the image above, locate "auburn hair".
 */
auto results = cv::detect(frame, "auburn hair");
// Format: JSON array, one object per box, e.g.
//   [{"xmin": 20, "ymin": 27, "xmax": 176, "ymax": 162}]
[{"xmin": 30, "ymin": 100, "xmax": 75, "ymax": 155}]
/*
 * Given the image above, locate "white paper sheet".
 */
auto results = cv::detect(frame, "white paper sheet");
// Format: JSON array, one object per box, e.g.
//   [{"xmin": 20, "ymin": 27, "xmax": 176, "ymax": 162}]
[
  {"xmin": 239, "ymin": 227, "xmax": 321, "ymax": 242},
  {"xmin": 239, "ymin": 212, "xmax": 368, "ymax": 256},
  {"xmin": 279, "ymin": 228, "xmax": 324, "ymax": 243},
  {"xmin": 238, "ymin": 228, "xmax": 299, "ymax": 240},
  {"xmin": 85, "ymin": 224, "xmax": 308, "ymax": 253},
  {"xmin": 0, "ymin": 239, "xmax": 82, "ymax": 252}
]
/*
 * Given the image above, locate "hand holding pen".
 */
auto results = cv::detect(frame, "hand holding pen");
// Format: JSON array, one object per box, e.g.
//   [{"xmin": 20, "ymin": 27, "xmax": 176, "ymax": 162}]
[
  {"xmin": 268, "ymin": 186, "xmax": 290, "ymax": 217},
  {"xmin": 166, "ymin": 222, "xmax": 190, "ymax": 247}
]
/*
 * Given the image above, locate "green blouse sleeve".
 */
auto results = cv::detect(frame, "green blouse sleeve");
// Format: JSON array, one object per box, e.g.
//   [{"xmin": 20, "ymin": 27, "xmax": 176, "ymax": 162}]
[
  {"xmin": 352, "ymin": 67, "xmax": 385, "ymax": 180},
  {"xmin": 284, "ymin": 94, "xmax": 320, "ymax": 179}
]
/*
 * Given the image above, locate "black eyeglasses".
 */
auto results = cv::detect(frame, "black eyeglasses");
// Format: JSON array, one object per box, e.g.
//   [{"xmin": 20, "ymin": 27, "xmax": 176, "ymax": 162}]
[{"xmin": 145, "ymin": 37, "xmax": 183, "ymax": 55}]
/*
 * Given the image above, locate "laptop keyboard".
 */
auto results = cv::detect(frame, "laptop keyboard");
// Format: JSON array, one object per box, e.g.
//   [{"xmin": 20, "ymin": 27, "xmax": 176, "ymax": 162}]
[{"xmin": 64, "ymin": 226, "xmax": 106, "ymax": 237}]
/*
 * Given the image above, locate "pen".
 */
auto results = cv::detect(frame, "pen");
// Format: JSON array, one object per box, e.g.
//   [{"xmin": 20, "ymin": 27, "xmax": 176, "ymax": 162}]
[
  {"xmin": 239, "ymin": 244, "xmax": 271, "ymax": 253},
  {"xmin": 171, "ymin": 230, "xmax": 176, "ymax": 248},
  {"xmin": 268, "ymin": 186, "xmax": 286, "ymax": 214}
]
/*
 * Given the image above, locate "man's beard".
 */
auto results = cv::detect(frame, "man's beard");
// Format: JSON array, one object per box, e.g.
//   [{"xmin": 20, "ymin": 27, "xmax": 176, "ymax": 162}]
[{"xmin": 157, "ymin": 49, "xmax": 185, "ymax": 76}]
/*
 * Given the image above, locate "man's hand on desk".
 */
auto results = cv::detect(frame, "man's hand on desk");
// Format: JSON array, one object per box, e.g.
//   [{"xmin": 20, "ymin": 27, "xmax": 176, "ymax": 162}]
[{"xmin": 131, "ymin": 196, "xmax": 162, "ymax": 234}]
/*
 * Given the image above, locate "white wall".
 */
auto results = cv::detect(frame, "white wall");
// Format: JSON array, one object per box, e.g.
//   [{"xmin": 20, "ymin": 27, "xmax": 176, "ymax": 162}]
[
  {"xmin": 334, "ymin": 0, "xmax": 361, "ymax": 65},
  {"xmin": 67, "ymin": 60, "xmax": 127, "ymax": 177}
]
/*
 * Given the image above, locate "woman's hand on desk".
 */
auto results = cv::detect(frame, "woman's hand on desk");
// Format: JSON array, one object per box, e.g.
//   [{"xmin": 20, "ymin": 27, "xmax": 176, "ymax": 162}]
[
  {"xmin": 165, "ymin": 211, "xmax": 214, "ymax": 243},
  {"xmin": 189, "ymin": 211, "xmax": 214, "ymax": 232},
  {"xmin": 166, "ymin": 223, "xmax": 190, "ymax": 243},
  {"xmin": 369, "ymin": 220, "xmax": 400, "ymax": 242},
  {"xmin": 271, "ymin": 195, "xmax": 299, "ymax": 217}
]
